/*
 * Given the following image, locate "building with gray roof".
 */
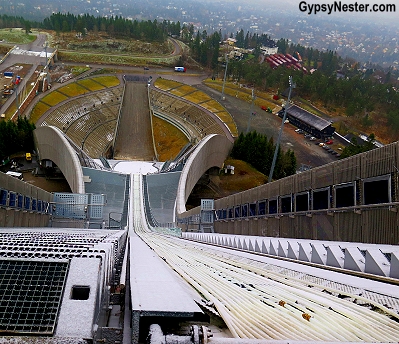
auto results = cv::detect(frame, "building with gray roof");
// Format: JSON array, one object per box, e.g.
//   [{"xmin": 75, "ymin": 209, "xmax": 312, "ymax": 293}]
[{"xmin": 281, "ymin": 104, "xmax": 335, "ymax": 139}]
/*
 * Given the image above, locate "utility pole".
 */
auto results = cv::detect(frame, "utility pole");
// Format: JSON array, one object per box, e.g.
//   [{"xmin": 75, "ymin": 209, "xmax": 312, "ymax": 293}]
[
  {"xmin": 44, "ymin": 41, "xmax": 48, "ymax": 67},
  {"xmin": 268, "ymin": 76, "xmax": 295, "ymax": 183},
  {"xmin": 221, "ymin": 54, "xmax": 228, "ymax": 100},
  {"xmin": 15, "ymin": 84, "xmax": 20, "ymax": 118},
  {"xmin": 246, "ymin": 88, "xmax": 256, "ymax": 133}
]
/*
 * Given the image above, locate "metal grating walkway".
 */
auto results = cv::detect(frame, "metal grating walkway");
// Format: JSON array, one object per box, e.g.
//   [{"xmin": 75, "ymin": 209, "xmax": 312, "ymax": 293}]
[{"xmin": 0, "ymin": 259, "xmax": 69, "ymax": 335}]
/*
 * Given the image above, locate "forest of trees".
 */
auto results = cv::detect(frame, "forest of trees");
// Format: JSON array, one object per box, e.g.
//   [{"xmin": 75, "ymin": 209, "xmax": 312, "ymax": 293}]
[
  {"xmin": 221, "ymin": 51, "xmax": 399, "ymax": 135},
  {"xmin": 188, "ymin": 28, "xmax": 399, "ymax": 138},
  {"xmin": 41, "ymin": 13, "xmax": 177, "ymax": 42},
  {"xmin": 0, "ymin": 13, "xmax": 182, "ymax": 42},
  {"xmin": 339, "ymin": 134, "xmax": 376, "ymax": 159},
  {"xmin": 0, "ymin": 118, "xmax": 36, "ymax": 162},
  {"xmin": 2, "ymin": 12, "xmax": 399, "ymax": 157},
  {"xmin": 231, "ymin": 131, "xmax": 297, "ymax": 181},
  {"xmin": 190, "ymin": 31, "xmax": 221, "ymax": 70},
  {"xmin": 0, "ymin": 14, "xmax": 37, "ymax": 34}
]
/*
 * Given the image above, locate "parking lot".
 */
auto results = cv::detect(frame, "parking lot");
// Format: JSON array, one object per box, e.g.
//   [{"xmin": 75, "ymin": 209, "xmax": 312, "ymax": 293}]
[{"xmin": 195, "ymin": 82, "xmax": 338, "ymax": 169}]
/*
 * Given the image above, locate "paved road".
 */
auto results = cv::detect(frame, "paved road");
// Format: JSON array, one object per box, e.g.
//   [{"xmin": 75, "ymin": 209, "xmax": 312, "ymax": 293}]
[
  {"xmin": 118, "ymin": 71, "xmax": 336, "ymax": 169},
  {"xmin": 194, "ymin": 83, "xmax": 336, "ymax": 169},
  {"xmin": 3, "ymin": 32, "xmax": 335, "ymax": 169},
  {"xmin": 139, "ymin": 71, "xmax": 336, "ymax": 169},
  {"xmin": 0, "ymin": 33, "xmax": 53, "ymax": 117}
]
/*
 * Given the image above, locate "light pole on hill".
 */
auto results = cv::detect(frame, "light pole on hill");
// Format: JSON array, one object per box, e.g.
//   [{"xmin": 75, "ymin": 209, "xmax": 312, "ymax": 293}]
[
  {"xmin": 268, "ymin": 76, "xmax": 295, "ymax": 183},
  {"xmin": 221, "ymin": 54, "xmax": 228, "ymax": 100},
  {"xmin": 15, "ymin": 83, "xmax": 20, "ymax": 118},
  {"xmin": 246, "ymin": 88, "xmax": 256, "ymax": 133}
]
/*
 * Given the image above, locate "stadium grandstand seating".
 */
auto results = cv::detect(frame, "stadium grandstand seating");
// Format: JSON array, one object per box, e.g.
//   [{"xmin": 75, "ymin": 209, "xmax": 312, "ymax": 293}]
[
  {"xmin": 40, "ymin": 88, "xmax": 123, "ymax": 158},
  {"xmin": 83, "ymin": 122, "xmax": 116, "ymax": 157},
  {"xmin": 151, "ymin": 92, "xmax": 190, "ymax": 113},
  {"xmin": 153, "ymin": 79, "xmax": 238, "ymax": 137},
  {"xmin": 150, "ymin": 89, "xmax": 228, "ymax": 141},
  {"xmin": 39, "ymin": 77, "xmax": 233, "ymax": 161}
]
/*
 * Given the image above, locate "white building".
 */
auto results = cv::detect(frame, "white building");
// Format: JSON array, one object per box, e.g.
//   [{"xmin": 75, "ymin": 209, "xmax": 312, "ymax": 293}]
[{"xmin": 260, "ymin": 45, "xmax": 278, "ymax": 55}]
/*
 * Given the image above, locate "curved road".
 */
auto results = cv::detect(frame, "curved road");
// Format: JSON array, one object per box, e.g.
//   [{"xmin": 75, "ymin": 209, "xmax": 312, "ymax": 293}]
[{"xmin": 7, "ymin": 32, "xmax": 335, "ymax": 169}]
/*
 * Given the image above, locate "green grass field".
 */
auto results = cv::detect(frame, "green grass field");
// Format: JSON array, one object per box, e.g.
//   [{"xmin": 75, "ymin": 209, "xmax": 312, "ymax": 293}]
[
  {"xmin": 30, "ymin": 102, "xmax": 51, "ymax": 124},
  {"xmin": 30, "ymin": 76, "xmax": 120, "ymax": 123},
  {"xmin": 41, "ymin": 91, "xmax": 69, "ymax": 107},
  {"xmin": 169, "ymin": 86, "xmax": 195, "ymax": 97},
  {"xmin": 154, "ymin": 77, "xmax": 238, "ymax": 137},
  {"xmin": 58, "ymin": 83, "xmax": 89, "ymax": 97},
  {"xmin": 201, "ymin": 99, "xmax": 226, "ymax": 113},
  {"xmin": 183, "ymin": 90, "xmax": 212, "ymax": 104},
  {"xmin": 57, "ymin": 51, "xmax": 179, "ymax": 66},
  {"xmin": 0, "ymin": 29, "xmax": 36, "ymax": 44},
  {"xmin": 91, "ymin": 76, "xmax": 120, "ymax": 87},
  {"xmin": 154, "ymin": 78, "xmax": 182, "ymax": 91},
  {"xmin": 70, "ymin": 66, "xmax": 91, "ymax": 76},
  {"xmin": 77, "ymin": 79, "xmax": 107, "ymax": 92}
]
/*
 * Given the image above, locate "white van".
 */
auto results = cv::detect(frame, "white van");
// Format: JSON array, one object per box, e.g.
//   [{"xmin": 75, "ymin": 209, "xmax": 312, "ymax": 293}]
[{"xmin": 6, "ymin": 171, "xmax": 23, "ymax": 180}]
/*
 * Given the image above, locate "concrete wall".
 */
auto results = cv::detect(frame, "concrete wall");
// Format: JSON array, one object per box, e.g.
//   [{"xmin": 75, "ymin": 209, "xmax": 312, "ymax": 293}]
[
  {"xmin": 0, "ymin": 172, "xmax": 52, "ymax": 227},
  {"xmin": 34, "ymin": 126, "xmax": 85, "ymax": 194},
  {"xmin": 179, "ymin": 140, "xmax": 399, "ymax": 245},
  {"xmin": 176, "ymin": 134, "xmax": 233, "ymax": 215}
]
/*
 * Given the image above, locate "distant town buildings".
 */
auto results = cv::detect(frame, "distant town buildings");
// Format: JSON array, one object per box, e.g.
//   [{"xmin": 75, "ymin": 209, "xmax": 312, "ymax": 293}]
[
  {"xmin": 260, "ymin": 45, "xmax": 278, "ymax": 55},
  {"xmin": 260, "ymin": 38, "xmax": 278, "ymax": 56},
  {"xmin": 265, "ymin": 54, "xmax": 308, "ymax": 74},
  {"xmin": 226, "ymin": 38, "xmax": 237, "ymax": 46},
  {"xmin": 0, "ymin": 0, "xmax": 398, "ymax": 67}
]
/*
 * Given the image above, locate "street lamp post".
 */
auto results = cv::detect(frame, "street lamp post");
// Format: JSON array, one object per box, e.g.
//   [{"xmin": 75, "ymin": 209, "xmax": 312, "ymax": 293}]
[
  {"xmin": 268, "ymin": 76, "xmax": 295, "ymax": 183},
  {"xmin": 44, "ymin": 41, "xmax": 48, "ymax": 67},
  {"xmin": 15, "ymin": 84, "xmax": 20, "ymax": 118},
  {"xmin": 221, "ymin": 54, "xmax": 228, "ymax": 100},
  {"xmin": 246, "ymin": 88, "xmax": 256, "ymax": 133}
]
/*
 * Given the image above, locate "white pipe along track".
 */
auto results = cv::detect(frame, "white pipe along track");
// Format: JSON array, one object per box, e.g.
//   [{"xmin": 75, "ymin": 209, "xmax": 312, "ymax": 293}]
[{"xmin": 130, "ymin": 174, "xmax": 399, "ymax": 343}]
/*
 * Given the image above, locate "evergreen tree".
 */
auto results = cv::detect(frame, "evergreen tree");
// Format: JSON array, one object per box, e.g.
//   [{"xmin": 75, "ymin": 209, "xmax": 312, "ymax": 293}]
[
  {"xmin": 340, "ymin": 134, "xmax": 376, "ymax": 158},
  {"xmin": 235, "ymin": 29, "xmax": 244, "ymax": 48},
  {"xmin": 23, "ymin": 20, "xmax": 31, "ymax": 34},
  {"xmin": 231, "ymin": 131, "xmax": 296, "ymax": 181},
  {"xmin": 0, "ymin": 118, "xmax": 35, "ymax": 160}
]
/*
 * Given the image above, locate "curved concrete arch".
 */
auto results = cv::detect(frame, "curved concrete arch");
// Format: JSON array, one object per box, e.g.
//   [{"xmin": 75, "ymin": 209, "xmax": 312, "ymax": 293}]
[
  {"xmin": 34, "ymin": 126, "xmax": 85, "ymax": 194},
  {"xmin": 176, "ymin": 134, "xmax": 233, "ymax": 215}
]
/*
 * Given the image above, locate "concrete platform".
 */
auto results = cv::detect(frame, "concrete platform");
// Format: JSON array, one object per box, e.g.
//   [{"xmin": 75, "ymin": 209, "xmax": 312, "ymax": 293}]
[{"xmin": 129, "ymin": 233, "xmax": 204, "ymax": 343}]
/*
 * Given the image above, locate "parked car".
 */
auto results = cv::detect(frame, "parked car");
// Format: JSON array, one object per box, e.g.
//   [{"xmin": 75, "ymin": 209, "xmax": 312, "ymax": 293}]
[
  {"xmin": 6, "ymin": 171, "xmax": 23, "ymax": 180},
  {"xmin": 295, "ymin": 129, "xmax": 304, "ymax": 134},
  {"xmin": 325, "ymin": 140, "xmax": 333, "ymax": 144},
  {"xmin": 261, "ymin": 105, "xmax": 272, "ymax": 113},
  {"xmin": 310, "ymin": 136, "xmax": 317, "ymax": 141}
]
